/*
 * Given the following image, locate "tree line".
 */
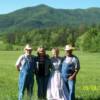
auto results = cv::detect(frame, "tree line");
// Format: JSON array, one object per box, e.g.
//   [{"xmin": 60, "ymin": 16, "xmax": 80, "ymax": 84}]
[{"xmin": 1, "ymin": 24, "xmax": 100, "ymax": 52}]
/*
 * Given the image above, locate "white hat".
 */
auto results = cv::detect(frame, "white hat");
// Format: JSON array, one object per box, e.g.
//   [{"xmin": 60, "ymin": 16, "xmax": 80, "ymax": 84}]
[
  {"xmin": 24, "ymin": 44, "xmax": 32, "ymax": 50},
  {"xmin": 64, "ymin": 44, "xmax": 75, "ymax": 51}
]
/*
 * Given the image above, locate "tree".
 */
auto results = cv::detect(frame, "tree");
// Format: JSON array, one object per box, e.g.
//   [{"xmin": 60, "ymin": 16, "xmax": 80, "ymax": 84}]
[{"xmin": 76, "ymin": 28, "xmax": 100, "ymax": 52}]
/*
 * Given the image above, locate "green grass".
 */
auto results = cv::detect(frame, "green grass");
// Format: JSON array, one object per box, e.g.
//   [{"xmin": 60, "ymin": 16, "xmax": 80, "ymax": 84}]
[{"xmin": 0, "ymin": 51, "xmax": 100, "ymax": 100}]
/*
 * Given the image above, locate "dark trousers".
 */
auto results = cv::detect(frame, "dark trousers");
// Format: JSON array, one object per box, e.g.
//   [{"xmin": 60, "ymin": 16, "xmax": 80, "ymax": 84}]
[{"xmin": 36, "ymin": 75, "xmax": 49, "ymax": 100}]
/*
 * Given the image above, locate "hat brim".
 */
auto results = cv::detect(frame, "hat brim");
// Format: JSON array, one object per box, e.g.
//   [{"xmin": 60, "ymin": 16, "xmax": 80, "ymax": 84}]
[
  {"xmin": 25, "ymin": 48, "xmax": 32, "ymax": 50},
  {"xmin": 64, "ymin": 48, "xmax": 75, "ymax": 51}
]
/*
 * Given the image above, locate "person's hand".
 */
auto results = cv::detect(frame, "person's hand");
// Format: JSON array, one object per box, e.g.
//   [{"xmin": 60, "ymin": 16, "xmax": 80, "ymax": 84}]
[
  {"xmin": 16, "ymin": 66, "xmax": 20, "ymax": 71},
  {"xmin": 68, "ymin": 75, "xmax": 76, "ymax": 80}
]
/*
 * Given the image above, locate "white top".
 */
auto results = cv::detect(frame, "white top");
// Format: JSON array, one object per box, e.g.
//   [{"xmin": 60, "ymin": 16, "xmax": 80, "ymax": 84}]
[{"xmin": 16, "ymin": 54, "xmax": 27, "ymax": 70}]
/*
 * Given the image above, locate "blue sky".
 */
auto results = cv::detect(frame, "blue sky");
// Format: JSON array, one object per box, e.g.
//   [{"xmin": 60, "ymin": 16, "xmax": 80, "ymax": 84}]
[{"xmin": 0, "ymin": 0, "xmax": 100, "ymax": 14}]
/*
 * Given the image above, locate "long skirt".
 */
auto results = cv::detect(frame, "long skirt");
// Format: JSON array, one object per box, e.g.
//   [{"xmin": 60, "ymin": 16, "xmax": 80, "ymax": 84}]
[{"xmin": 47, "ymin": 71, "xmax": 69, "ymax": 100}]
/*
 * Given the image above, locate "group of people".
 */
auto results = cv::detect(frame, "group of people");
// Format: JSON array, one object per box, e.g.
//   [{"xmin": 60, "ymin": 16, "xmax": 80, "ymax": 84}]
[{"xmin": 16, "ymin": 44, "xmax": 80, "ymax": 100}]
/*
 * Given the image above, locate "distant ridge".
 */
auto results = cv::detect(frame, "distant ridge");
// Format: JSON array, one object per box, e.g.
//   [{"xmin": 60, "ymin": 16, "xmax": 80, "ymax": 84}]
[{"xmin": 0, "ymin": 4, "xmax": 100, "ymax": 34}]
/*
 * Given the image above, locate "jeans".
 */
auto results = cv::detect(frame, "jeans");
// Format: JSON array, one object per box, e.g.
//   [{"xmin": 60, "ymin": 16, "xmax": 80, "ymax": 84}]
[
  {"xmin": 65, "ymin": 80, "xmax": 76, "ymax": 100},
  {"xmin": 18, "ymin": 71, "xmax": 34, "ymax": 100}
]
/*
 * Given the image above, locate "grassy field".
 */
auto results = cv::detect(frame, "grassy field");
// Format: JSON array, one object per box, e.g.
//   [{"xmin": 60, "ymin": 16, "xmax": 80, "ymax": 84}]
[{"xmin": 0, "ymin": 50, "xmax": 100, "ymax": 100}]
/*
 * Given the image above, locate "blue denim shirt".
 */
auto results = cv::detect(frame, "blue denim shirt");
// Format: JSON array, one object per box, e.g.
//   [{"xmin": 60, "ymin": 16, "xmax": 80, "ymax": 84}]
[{"xmin": 61, "ymin": 55, "xmax": 80, "ymax": 81}]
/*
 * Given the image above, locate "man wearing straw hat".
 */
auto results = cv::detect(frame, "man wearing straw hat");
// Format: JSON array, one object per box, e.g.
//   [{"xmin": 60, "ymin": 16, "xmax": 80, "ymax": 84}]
[
  {"xmin": 16, "ymin": 44, "xmax": 36, "ymax": 100},
  {"xmin": 61, "ymin": 44, "xmax": 80, "ymax": 100}
]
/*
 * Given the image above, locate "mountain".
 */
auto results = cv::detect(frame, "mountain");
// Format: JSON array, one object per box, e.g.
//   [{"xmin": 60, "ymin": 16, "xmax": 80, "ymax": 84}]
[{"xmin": 0, "ymin": 4, "xmax": 100, "ymax": 34}]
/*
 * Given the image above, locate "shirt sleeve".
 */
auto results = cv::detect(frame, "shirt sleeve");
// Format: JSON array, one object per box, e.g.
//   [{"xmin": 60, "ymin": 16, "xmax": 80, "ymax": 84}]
[
  {"xmin": 16, "ymin": 55, "xmax": 23, "ymax": 67},
  {"xmin": 74, "ymin": 56, "xmax": 80, "ymax": 71}
]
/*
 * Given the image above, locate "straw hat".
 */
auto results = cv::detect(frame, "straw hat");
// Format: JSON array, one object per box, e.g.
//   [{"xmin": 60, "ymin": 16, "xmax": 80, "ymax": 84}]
[
  {"xmin": 24, "ymin": 44, "xmax": 32, "ymax": 50},
  {"xmin": 64, "ymin": 44, "xmax": 75, "ymax": 51}
]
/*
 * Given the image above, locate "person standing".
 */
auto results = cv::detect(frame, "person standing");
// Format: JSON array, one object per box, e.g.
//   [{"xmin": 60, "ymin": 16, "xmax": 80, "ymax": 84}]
[
  {"xmin": 35, "ymin": 47, "xmax": 52, "ymax": 100},
  {"xmin": 47, "ymin": 48, "xmax": 69, "ymax": 100},
  {"xmin": 61, "ymin": 44, "xmax": 80, "ymax": 100},
  {"xmin": 16, "ymin": 44, "xmax": 36, "ymax": 100}
]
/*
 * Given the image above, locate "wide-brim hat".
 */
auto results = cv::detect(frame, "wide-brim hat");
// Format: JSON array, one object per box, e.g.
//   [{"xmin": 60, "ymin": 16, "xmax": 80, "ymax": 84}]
[
  {"xmin": 24, "ymin": 44, "xmax": 32, "ymax": 50},
  {"xmin": 64, "ymin": 44, "xmax": 75, "ymax": 51}
]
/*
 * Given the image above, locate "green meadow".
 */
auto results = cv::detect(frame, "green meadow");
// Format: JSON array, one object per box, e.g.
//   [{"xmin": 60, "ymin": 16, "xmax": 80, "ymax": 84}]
[{"xmin": 0, "ymin": 51, "xmax": 100, "ymax": 100}]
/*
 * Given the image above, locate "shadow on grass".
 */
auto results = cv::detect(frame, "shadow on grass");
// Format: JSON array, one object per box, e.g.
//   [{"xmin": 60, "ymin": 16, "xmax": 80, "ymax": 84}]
[
  {"xmin": 76, "ymin": 98, "xmax": 83, "ymax": 100},
  {"xmin": 88, "ymin": 97, "xmax": 100, "ymax": 100},
  {"xmin": 76, "ymin": 97, "xmax": 100, "ymax": 100}
]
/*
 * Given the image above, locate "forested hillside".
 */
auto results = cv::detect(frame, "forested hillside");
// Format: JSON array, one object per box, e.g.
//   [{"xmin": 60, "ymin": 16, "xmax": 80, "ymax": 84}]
[{"xmin": 0, "ymin": 4, "xmax": 100, "ymax": 51}]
